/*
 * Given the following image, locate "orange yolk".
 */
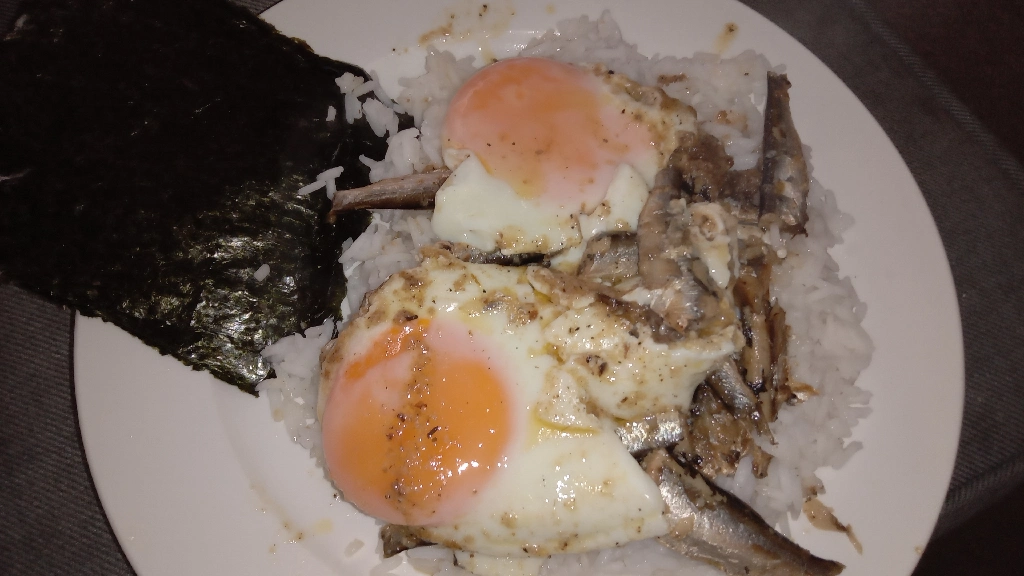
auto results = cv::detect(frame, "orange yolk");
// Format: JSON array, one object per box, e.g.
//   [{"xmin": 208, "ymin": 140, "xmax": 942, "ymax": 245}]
[
  {"xmin": 442, "ymin": 57, "xmax": 658, "ymax": 210},
  {"xmin": 321, "ymin": 319, "xmax": 513, "ymax": 526}
]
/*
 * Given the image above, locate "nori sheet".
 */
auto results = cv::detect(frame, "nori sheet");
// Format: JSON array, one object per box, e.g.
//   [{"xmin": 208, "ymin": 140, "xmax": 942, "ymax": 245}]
[{"xmin": 0, "ymin": 0, "xmax": 397, "ymax": 394}]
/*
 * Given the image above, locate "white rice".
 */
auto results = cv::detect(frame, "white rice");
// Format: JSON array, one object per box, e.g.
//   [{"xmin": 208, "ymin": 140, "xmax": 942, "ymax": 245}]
[
  {"xmin": 713, "ymin": 181, "xmax": 873, "ymax": 530},
  {"xmin": 261, "ymin": 11, "xmax": 873, "ymax": 575},
  {"xmin": 316, "ymin": 166, "xmax": 346, "ymax": 200},
  {"xmin": 253, "ymin": 263, "xmax": 271, "ymax": 281},
  {"xmin": 257, "ymin": 317, "xmax": 340, "ymax": 470}
]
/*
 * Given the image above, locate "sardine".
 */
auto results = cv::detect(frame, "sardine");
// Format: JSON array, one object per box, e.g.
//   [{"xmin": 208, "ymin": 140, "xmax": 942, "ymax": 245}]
[
  {"xmin": 636, "ymin": 167, "xmax": 708, "ymax": 333},
  {"xmin": 435, "ymin": 240, "xmax": 546, "ymax": 266},
  {"xmin": 803, "ymin": 497, "xmax": 862, "ymax": 554},
  {"xmin": 328, "ymin": 169, "xmax": 449, "ymax": 215},
  {"xmin": 680, "ymin": 383, "xmax": 770, "ymax": 479},
  {"xmin": 734, "ymin": 263, "xmax": 775, "ymax": 423},
  {"xmin": 642, "ymin": 449, "xmax": 844, "ymax": 576},
  {"xmin": 597, "ymin": 291, "xmax": 684, "ymax": 343},
  {"xmin": 769, "ymin": 302, "xmax": 796, "ymax": 412},
  {"xmin": 380, "ymin": 523, "xmax": 430, "ymax": 558},
  {"xmin": 669, "ymin": 131, "xmax": 734, "ymax": 203},
  {"xmin": 720, "ymin": 167, "xmax": 762, "ymax": 225},
  {"xmin": 577, "ymin": 232, "xmax": 639, "ymax": 284},
  {"xmin": 668, "ymin": 130, "xmax": 761, "ymax": 224},
  {"xmin": 733, "ymin": 255, "xmax": 799, "ymax": 422},
  {"xmin": 706, "ymin": 358, "xmax": 762, "ymax": 431},
  {"xmin": 527, "ymin": 266, "xmax": 683, "ymax": 343},
  {"xmin": 759, "ymin": 72, "xmax": 809, "ymax": 234},
  {"xmin": 615, "ymin": 409, "xmax": 688, "ymax": 455},
  {"xmin": 613, "ymin": 376, "xmax": 771, "ymax": 479}
]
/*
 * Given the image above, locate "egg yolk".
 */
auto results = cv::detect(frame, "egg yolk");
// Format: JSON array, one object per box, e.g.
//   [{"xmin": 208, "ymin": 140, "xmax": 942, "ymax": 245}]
[
  {"xmin": 321, "ymin": 318, "xmax": 513, "ymax": 526},
  {"xmin": 442, "ymin": 57, "xmax": 658, "ymax": 210}
]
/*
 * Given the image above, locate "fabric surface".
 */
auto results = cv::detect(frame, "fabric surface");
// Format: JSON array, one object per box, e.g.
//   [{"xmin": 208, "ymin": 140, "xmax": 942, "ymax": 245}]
[
  {"xmin": 742, "ymin": 0, "xmax": 1024, "ymax": 534},
  {"xmin": 844, "ymin": 1, "xmax": 1024, "ymax": 530},
  {"xmin": 0, "ymin": 286, "xmax": 132, "ymax": 576},
  {"xmin": 2, "ymin": 0, "xmax": 1023, "ymax": 574}
]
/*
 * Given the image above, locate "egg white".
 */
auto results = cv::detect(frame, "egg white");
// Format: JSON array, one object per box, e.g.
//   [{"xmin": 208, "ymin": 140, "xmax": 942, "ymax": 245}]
[
  {"xmin": 431, "ymin": 60, "xmax": 697, "ymax": 262},
  {"xmin": 320, "ymin": 249, "xmax": 739, "ymax": 557},
  {"xmin": 430, "ymin": 152, "xmax": 584, "ymax": 255}
]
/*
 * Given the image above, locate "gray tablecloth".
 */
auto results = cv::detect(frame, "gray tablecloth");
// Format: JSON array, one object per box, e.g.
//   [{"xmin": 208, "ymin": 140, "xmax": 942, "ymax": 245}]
[{"xmin": 2, "ymin": 0, "xmax": 1023, "ymax": 574}]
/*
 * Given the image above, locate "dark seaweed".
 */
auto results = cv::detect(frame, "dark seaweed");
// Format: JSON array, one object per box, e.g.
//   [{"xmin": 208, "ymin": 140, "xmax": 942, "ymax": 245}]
[{"xmin": 0, "ymin": 0, "xmax": 404, "ymax": 393}]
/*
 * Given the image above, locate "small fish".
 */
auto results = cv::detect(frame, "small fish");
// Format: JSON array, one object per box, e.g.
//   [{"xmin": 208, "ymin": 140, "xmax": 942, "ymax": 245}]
[
  {"xmin": 803, "ymin": 496, "xmax": 863, "ymax": 554},
  {"xmin": 733, "ymin": 254, "xmax": 799, "ymax": 420},
  {"xmin": 734, "ymin": 263, "xmax": 776, "ymax": 424},
  {"xmin": 668, "ymin": 130, "xmax": 761, "ymax": 224},
  {"xmin": 720, "ymin": 167, "xmax": 762, "ymax": 225},
  {"xmin": 577, "ymin": 232, "xmax": 639, "ymax": 284},
  {"xmin": 636, "ymin": 167, "xmax": 708, "ymax": 333},
  {"xmin": 769, "ymin": 302, "xmax": 797, "ymax": 413},
  {"xmin": 642, "ymin": 449, "xmax": 845, "ymax": 576},
  {"xmin": 328, "ymin": 169, "xmax": 450, "ymax": 216},
  {"xmin": 614, "ymin": 378, "xmax": 771, "ymax": 480},
  {"xmin": 681, "ymin": 383, "xmax": 770, "ymax": 479},
  {"xmin": 526, "ymin": 266, "xmax": 683, "ymax": 343},
  {"xmin": 615, "ymin": 409, "xmax": 688, "ymax": 455},
  {"xmin": 706, "ymin": 358, "xmax": 762, "ymax": 430},
  {"xmin": 669, "ymin": 131, "xmax": 734, "ymax": 202},
  {"xmin": 759, "ymin": 72, "xmax": 809, "ymax": 234},
  {"xmin": 380, "ymin": 523, "xmax": 430, "ymax": 558},
  {"xmin": 435, "ymin": 240, "xmax": 546, "ymax": 266}
]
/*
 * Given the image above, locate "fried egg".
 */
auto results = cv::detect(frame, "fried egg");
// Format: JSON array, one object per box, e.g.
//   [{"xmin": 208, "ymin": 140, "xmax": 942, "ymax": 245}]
[
  {"xmin": 318, "ymin": 251, "xmax": 736, "ymax": 557},
  {"xmin": 431, "ymin": 57, "xmax": 696, "ymax": 258}
]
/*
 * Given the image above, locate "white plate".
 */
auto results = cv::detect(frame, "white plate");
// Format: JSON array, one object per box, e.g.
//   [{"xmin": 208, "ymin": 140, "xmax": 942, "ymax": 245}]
[{"xmin": 75, "ymin": 1, "xmax": 964, "ymax": 575}]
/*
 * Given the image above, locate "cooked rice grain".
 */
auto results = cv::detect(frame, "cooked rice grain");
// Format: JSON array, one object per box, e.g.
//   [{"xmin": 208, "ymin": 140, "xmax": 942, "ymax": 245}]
[{"xmin": 261, "ymin": 11, "xmax": 873, "ymax": 575}]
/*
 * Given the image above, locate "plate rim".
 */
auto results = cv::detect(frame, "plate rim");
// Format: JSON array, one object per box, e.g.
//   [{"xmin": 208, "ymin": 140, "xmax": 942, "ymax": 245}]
[{"xmin": 74, "ymin": 1, "xmax": 966, "ymax": 575}]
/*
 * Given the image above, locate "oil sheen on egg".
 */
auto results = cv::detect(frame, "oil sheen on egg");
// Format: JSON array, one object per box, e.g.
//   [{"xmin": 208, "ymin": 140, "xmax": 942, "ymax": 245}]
[
  {"xmin": 318, "ymin": 250, "xmax": 737, "ymax": 557},
  {"xmin": 432, "ymin": 57, "xmax": 696, "ymax": 257}
]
